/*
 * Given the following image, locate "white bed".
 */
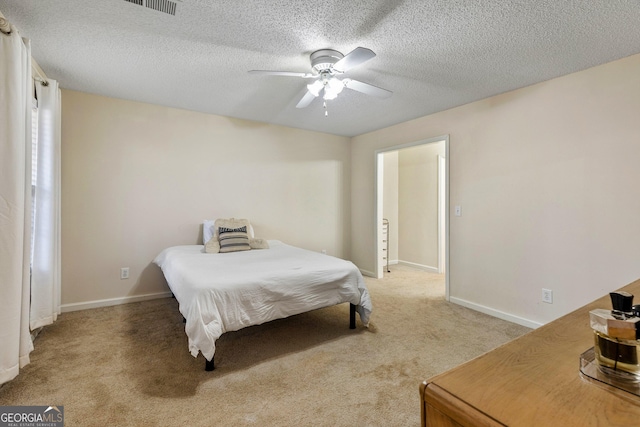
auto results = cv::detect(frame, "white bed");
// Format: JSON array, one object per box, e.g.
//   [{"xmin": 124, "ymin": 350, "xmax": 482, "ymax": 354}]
[{"xmin": 154, "ymin": 240, "xmax": 372, "ymax": 369}]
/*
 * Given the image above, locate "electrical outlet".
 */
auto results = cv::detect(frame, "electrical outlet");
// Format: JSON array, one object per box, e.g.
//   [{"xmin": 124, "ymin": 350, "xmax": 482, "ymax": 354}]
[
  {"xmin": 120, "ymin": 267, "xmax": 130, "ymax": 280},
  {"xmin": 542, "ymin": 288, "xmax": 553, "ymax": 304}
]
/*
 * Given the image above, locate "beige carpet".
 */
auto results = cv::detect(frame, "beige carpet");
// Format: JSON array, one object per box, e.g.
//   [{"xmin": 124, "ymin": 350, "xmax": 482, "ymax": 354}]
[{"xmin": 0, "ymin": 266, "xmax": 530, "ymax": 426}]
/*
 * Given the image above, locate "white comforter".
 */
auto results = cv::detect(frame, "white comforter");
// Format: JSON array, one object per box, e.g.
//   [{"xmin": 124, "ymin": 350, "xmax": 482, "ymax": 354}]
[{"xmin": 153, "ymin": 240, "xmax": 372, "ymax": 361}]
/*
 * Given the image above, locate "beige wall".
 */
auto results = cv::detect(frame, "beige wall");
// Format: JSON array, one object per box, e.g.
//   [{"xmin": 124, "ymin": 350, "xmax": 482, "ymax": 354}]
[
  {"xmin": 62, "ymin": 53, "xmax": 640, "ymax": 326},
  {"xmin": 351, "ymin": 53, "xmax": 640, "ymax": 327},
  {"xmin": 398, "ymin": 142, "xmax": 445, "ymax": 269},
  {"xmin": 61, "ymin": 90, "xmax": 351, "ymax": 308}
]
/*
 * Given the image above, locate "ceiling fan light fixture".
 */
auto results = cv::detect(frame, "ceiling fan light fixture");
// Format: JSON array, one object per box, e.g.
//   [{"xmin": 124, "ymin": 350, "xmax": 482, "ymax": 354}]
[
  {"xmin": 307, "ymin": 80, "xmax": 324, "ymax": 97},
  {"xmin": 323, "ymin": 77, "xmax": 344, "ymax": 100},
  {"xmin": 323, "ymin": 91, "xmax": 337, "ymax": 101}
]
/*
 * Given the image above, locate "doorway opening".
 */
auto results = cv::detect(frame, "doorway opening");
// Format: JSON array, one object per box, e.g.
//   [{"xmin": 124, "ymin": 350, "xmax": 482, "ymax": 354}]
[{"xmin": 375, "ymin": 135, "xmax": 449, "ymax": 300}]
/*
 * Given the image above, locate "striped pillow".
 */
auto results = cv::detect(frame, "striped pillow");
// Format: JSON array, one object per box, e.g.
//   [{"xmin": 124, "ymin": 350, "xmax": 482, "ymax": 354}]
[{"xmin": 218, "ymin": 226, "xmax": 251, "ymax": 253}]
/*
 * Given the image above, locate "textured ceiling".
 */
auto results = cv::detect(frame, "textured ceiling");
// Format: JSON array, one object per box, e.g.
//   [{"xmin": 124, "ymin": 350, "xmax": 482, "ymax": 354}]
[{"xmin": 2, "ymin": 0, "xmax": 640, "ymax": 137}]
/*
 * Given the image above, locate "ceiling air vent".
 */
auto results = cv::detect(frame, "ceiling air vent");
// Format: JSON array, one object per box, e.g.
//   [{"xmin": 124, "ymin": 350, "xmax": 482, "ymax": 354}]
[
  {"xmin": 124, "ymin": 0, "xmax": 178, "ymax": 16},
  {"xmin": 146, "ymin": 0, "xmax": 177, "ymax": 15}
]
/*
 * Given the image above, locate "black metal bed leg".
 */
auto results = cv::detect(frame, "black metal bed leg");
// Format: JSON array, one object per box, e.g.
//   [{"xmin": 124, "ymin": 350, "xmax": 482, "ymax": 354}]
[
  {"xmin": 349, "ymin": 303, "xmax": 356, "ymax": 329},
  {"xmin": 205, "ymin": 357, "xmax": 215, "ymax": 371}
]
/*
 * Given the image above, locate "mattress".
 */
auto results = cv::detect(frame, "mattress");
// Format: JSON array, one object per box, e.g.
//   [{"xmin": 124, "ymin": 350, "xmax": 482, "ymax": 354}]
[{"xmin": 154, "ymin": 240, "xmax": 372, "ymax": 361}]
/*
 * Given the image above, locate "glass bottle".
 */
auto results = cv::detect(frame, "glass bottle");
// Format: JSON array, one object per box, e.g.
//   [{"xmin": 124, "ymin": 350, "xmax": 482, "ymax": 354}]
[{"xmin": 589, "ymin": 291, "xmax": 640, "ymax": 381}]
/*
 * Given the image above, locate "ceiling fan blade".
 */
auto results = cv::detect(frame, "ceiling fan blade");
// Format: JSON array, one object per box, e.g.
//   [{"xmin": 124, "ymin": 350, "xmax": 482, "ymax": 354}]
[
  {"xmin": 249, "ymin": 70, "xmax": 317, "ymax": 78},
  {"xmin": 296, "ymin": 90, "xmax": 317, "ymax": 108},
  {"xmin": 333, "ymin": 47, "xmax": 376, "ymax": 72},
  {"xmin": 343, "ymin": 79, "xmax": 392, "ymax": 99}
]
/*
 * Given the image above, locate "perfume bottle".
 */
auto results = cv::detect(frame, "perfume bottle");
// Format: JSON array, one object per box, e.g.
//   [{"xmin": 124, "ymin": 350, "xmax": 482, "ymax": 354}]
[{"xmin": 589, "ymin": 291, "xmax": 640, "ymax": 381}]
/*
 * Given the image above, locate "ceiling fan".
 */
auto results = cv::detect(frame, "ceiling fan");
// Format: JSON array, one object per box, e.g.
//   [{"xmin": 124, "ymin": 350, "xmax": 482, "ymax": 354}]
[{"xmin": 249, "ymin": 47, "xmax": 392, "ymax": 114}]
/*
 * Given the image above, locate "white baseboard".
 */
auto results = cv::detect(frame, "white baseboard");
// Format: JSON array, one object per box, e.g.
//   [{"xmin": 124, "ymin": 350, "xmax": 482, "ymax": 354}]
[
  {"xmin": 61, "ymin": 291, "xmax": 173, "ymax": 313},
  {"xmin": 359, "ymin": 269, "xmax": 376, "ymax": 278},
  {"xmin": 362, "ymin": 260, "xmax": 437, "ymax": 277},
  {"xmin": 398, "ymin": 260, "xmax": 439, "ymax": 273},
  {"xmin": 449, "ymin": 297, "xmax": 543, "ymax": 329}
]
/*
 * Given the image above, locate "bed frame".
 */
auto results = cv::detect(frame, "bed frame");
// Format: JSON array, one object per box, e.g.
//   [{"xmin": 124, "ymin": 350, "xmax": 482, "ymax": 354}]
[{"xmin": 201, "ymin": 303, "xmax": 357, "ymax": 371}]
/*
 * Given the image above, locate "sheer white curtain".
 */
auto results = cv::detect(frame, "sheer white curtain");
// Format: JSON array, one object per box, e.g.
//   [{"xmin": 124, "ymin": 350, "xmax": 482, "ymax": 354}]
[
  {"xmin": 30, "ymin": 79, "xmax": 62, "ymax": 330},
  {"xmin": 0, "ymin": 23, "xmax": 34, "ymax": 385}
]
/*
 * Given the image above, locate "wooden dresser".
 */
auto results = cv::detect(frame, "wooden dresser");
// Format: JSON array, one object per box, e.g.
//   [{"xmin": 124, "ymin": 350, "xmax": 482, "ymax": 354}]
[{"xmin": 420, "ymin": 279, "xmax": 640, "ymax": 427}]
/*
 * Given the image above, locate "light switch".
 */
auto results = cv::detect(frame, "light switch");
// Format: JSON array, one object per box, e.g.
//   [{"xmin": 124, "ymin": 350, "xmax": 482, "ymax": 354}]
[{"xmin": 455, "ymin": 206, "xmax": 461, "ymax": 216}]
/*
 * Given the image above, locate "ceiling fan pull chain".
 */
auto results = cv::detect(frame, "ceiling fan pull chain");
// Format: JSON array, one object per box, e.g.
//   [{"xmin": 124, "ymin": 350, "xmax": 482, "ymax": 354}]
[{"xmin": 323, "ymin": 100, "xmax": 328, "ymax": 117}]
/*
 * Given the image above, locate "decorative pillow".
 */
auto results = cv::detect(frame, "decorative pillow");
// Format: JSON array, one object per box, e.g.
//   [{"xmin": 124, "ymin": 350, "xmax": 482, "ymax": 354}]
[
  {"xmin": 218, "ymin": 226, "xmax": 251, "ymax": 253},
  {"xmin": 204, "ymin": 237, "xmax": 220, "ymax": 254},
  {"xmin": 249, "ymin": 238, "xmax": 270, "ymax": 250},
  {"xmin": 203, "ymin": 218, "xmax": 254, "ymax": 244}
]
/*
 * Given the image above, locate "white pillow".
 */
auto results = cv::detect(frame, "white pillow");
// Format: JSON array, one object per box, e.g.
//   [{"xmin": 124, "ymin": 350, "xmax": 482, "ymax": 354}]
[
  {"xmin": 249, "ymin": 238, "xmax": 269, "ymax": 250},
  {"xmin": 203, "ymin": 219, "xmax": 254, "ymax": 244}
]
